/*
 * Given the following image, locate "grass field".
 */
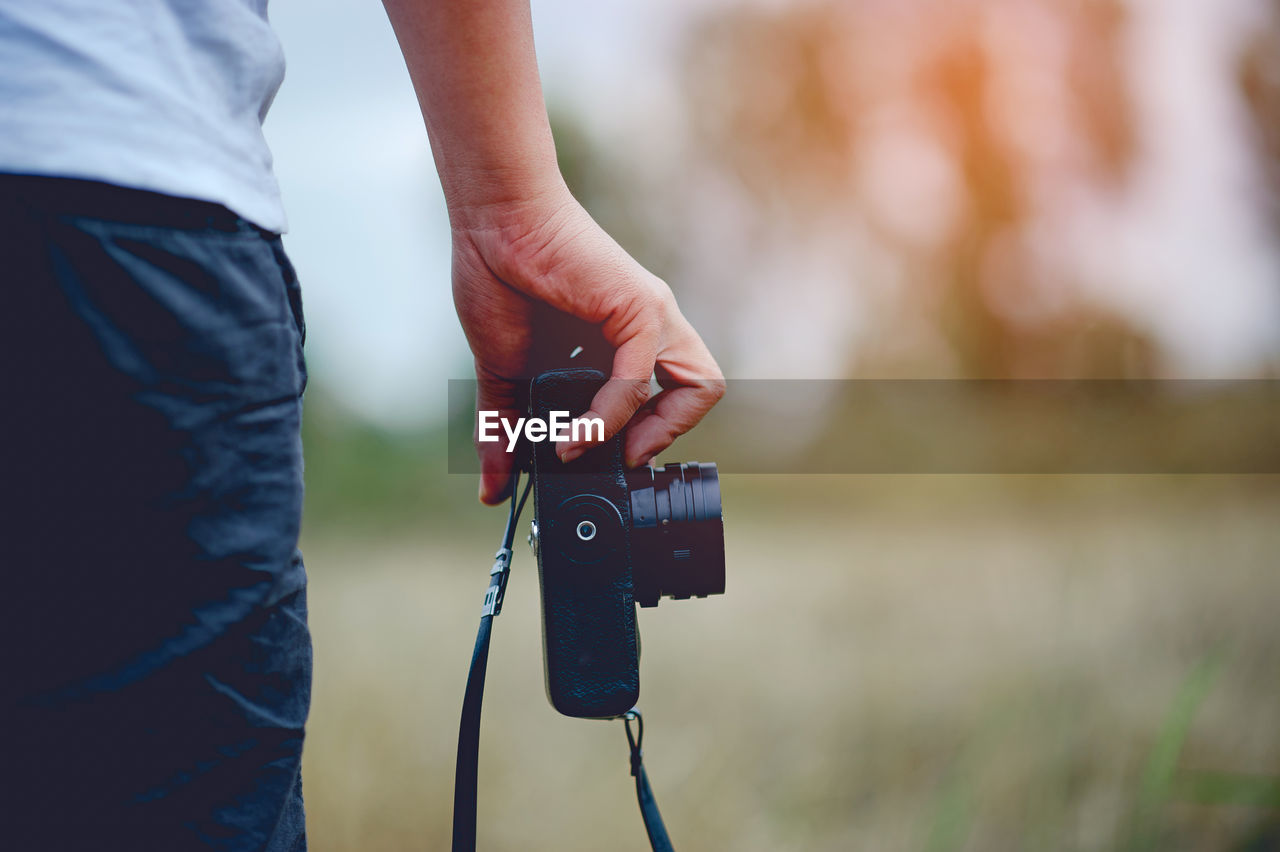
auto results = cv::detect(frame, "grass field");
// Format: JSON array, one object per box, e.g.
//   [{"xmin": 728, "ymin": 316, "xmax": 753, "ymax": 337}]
[{"xmin": 298, "ymin": 475, "xmax": 1280, "ymax": 851}]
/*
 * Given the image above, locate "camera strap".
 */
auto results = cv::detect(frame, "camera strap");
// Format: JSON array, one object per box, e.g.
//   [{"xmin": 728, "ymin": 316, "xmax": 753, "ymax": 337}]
[
  {"xmin": 451, "ymin": 470, "xmax": 676, "ymax": 852},
  {"xmin": 451, "ymin": 473, "xmax": 528, "ymax": 852},
  {"xmin": 622, "ymin": 709, "xmax": 675, "ymax": 852}
]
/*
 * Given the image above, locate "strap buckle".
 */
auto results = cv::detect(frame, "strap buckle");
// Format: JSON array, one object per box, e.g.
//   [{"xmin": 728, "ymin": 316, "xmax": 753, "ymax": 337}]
[{"xmin": 481, "ymin": 547, "xmax": 513, "ymax": 617}]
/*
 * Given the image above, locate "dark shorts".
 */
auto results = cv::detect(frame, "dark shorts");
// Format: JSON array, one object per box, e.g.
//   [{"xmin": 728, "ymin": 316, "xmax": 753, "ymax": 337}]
[{"xmin": 0, "ymin": 175, "xmax": 311, "ymax": 851}]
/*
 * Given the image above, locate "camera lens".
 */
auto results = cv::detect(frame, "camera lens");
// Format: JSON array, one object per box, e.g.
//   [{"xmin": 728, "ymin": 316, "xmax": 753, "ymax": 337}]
[{"xmin": 626, "ymin": 462, "xmax": 726, "ymax": 607}]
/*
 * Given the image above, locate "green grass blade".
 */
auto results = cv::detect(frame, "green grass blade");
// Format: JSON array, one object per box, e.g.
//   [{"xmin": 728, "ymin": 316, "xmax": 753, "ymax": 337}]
[
  {"xmin": 1174, "ymin": 770, "xmax": 1280, "ymax": 810},
  {"xmin": 1127, "ymin": 653, "xmax": 1225, "ymax": 852}
]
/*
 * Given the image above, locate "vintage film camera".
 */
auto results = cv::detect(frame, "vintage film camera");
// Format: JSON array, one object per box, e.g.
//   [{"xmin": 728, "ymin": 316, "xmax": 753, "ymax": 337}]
[{"xmin": 527, "ymin": 368, "xmax": 726, "ymax": 718}]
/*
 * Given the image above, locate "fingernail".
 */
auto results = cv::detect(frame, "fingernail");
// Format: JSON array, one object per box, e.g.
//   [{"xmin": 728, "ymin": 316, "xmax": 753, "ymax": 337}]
[{"xmin": 559, "ymin": 445, "xmax": 584, "ymax": 464}]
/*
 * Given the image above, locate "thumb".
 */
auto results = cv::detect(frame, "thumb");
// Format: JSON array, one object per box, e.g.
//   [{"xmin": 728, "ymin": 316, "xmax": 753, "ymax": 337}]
[{"xmin": 473, "ymin": 367, "xmax": 522, "ymax": 506}]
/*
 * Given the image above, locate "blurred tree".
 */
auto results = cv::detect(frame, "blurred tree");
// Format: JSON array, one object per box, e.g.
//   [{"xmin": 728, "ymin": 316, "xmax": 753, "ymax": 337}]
[
  {"xmin": 679, "ymin": 0, "xmax": 1155, "ymax": 378},
  {"xmin": 1236, "ymin": 0, "xmax": 1280, "ymax": 378},
  {"xmin": 1238, "ymin": 0, "xmax": 1280, "ymax": 229},
  {"xmin": 685, "ymin": 6, "xmax": 862, "ymax": 211}
]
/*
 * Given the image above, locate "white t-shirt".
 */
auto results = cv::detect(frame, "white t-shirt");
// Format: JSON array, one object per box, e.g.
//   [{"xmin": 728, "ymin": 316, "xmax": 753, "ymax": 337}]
[{"xmin": 0, "ymin": 1, "xmax": 288, "ymax": 232}]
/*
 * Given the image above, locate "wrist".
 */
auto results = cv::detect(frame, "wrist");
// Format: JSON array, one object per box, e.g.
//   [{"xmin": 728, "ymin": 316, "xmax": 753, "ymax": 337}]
[
  {"xmin": 447, "ymin": 176, "xmax": 582, "ymax": 276},
  {"xmin": 439, "ymin": 156, "xmax": 570, "ymax": 232}
]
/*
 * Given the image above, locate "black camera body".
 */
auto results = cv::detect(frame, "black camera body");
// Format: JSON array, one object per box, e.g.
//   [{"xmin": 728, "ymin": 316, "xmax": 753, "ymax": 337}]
[{"xmin": 528, "ymin": 368, "xmax": 725, "ymax": 718}]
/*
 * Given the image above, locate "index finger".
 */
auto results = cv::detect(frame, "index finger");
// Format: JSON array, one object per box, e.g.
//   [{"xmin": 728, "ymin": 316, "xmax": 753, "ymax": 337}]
[
  {"xmin": 555, "ymin": 330, "xmax": 657, "ymax": 462},
  {"xmin": 622, "ymin": 377, "xmax": 726, "ymax": 467}
]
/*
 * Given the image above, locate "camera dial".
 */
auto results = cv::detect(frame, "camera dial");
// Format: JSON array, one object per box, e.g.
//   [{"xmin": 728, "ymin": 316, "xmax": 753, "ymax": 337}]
[{"xmin": 552, "ymin": 494, "xmax": 623, "ymax": 566}]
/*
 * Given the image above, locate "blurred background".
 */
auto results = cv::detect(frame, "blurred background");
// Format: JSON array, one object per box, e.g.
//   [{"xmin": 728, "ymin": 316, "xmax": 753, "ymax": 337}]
[{"xmin": 264, "ymin": 0, "xmax": 1280, "ymax": 849}]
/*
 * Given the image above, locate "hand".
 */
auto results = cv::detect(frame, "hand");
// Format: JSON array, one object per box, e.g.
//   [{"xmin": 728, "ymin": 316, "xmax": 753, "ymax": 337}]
[{"xmin": 451, "ymin": 183, "xmax": 724, "ymax": 505}]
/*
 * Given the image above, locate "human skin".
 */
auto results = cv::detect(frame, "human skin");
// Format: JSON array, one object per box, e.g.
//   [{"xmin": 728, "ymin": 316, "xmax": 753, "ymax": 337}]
[{"xmin": 382, "ymin": 0, "xmax": 725, "ymax": 504}]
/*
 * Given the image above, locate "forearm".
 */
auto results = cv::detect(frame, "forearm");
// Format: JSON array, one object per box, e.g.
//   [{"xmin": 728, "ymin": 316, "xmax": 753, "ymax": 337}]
[
  {"xmin": 384, "ymin": 0, "xmax": 723, "ymax": 499},
  {"xmin": 382, "ymin": 0, "xmax": 565, "ymax": 223}
]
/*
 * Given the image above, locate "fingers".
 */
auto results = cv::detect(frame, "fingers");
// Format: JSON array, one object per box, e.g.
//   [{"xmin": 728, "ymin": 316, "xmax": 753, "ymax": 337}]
[
  {"xmin": 621, "ymin": 317, "xmax": 724, "ymax": 466},
  {"xmin": 555, "ymin": 329, "xmax": 658, "ymax": 463},
  {"xmin": 623, "ymin": 378, "xmax": 726, "ymax": 467},
  {"xmin": 477, "ymin": 443, "xmax": 515, "ymax": 506},
  {"xmin": 558, "ymin": 312, "xmax": 725, "ymax": 465},
  {"xmin": 473, "ymin": 365, "xmax": 521, "ymax": 505}
]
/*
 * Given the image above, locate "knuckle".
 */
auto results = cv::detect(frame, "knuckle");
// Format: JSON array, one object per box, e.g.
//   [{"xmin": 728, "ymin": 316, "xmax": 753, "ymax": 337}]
[
  {"xmin": 633, "ymin": 275, "xmax": 671, "ymax": 319},
  {"xmin": 651, "ymin": 283, "xmax": 676, "ymax": 321},
  {"xmin": 619, "ymin": 378, "xmax": 652, "ymax": 412}
]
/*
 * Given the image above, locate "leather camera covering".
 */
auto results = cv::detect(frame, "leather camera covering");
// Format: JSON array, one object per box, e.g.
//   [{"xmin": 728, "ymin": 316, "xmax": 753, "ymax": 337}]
[{"xmin": 529, "ymin": 368, "xmax": 640, "ymax": 718}]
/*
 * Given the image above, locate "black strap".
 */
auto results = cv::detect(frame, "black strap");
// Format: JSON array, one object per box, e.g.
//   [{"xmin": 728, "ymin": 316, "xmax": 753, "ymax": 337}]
[
  {"xmin": 624, "ymin": 710, "xmax": 676, "ymax": 852},
  {"xmin": 451, "ymin": 473, "xmax": 676, "ymax": 852},
  {"xmin": 450, "ymin": 595, "xmax": 494, "ymax": 851},
  {"xmin": 452, "ymin": 475, "xmax": 527, "ymax": 852}
]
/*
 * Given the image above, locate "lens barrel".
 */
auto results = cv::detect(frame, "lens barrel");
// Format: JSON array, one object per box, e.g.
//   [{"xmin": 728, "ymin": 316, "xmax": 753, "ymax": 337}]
[{"xmin": 626, "ymin": 462, "xmax": 726, "ymax": 607}]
